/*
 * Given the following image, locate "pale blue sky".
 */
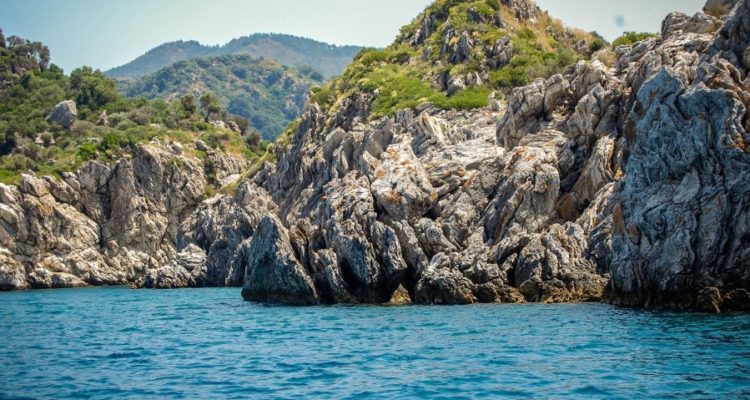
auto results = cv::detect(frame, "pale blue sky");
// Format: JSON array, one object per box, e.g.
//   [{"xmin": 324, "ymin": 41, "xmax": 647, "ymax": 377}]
[{"xmin": 0, "ymin": 0, "xmax": 705, "ymax": 73}]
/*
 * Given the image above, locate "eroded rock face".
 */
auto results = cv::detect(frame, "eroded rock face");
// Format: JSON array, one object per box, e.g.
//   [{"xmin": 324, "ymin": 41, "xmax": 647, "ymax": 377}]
[
  {"xmin": 233, "ymin": 0, "xmax": 750, "ymax": 310},
  {"xmin": 0, "ymin": 142, "xmax": 249, "ymax": 290},
  {"xmin": 242, "ymin": 73, "xmax": 609, "ymax": 305},
  {"xmin": 599, "ymin": 0, "xmax": 750, "ymax": 311},
  {"xmin": 241, "ymin": 215, "xmax": 318, "ymax": 305},
  {"xmin": 609, "ymin": 68, "xmax": 750, "ymax": 310},
  {"xmin": 2, "ymin": 0, "xmax": 749, "ymax": 312},
  {"xmin": 169, "ymin": 182, "xmax": 277, "ymax": 287}
]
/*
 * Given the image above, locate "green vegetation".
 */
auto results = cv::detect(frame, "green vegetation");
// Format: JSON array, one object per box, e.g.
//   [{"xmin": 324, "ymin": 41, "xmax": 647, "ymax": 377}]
[
  {"xmin": 588, "ymin": 32, "xmax": 608, "ymax": 54},
  {"xmin": 119, "ymin": 54, "xmax": 324, "ymax": 140},
  {"xmin": 70, "ymin": 67, "xmax": 119, "ymax": 117},
  {"xmin": 0, "ymin": 29, "xmax": 266, "ymax": 185},
  {"xmin": 356, "ymin": 64, "xmax": 492, "ymax": 118},
  {"xmin": 612, "ymin": 32, "xmax": 658, "ymax": 47},
  {"xmin": 489, "ymin": 28, "xmax": 577, "ymax": 88},
  {"xmin": 301, "ymin": 0, "xmax": 601, "ymax": 125},
  {"xmin": 105, "ymin": 33, "xmax": 363, "ymax": 80}
]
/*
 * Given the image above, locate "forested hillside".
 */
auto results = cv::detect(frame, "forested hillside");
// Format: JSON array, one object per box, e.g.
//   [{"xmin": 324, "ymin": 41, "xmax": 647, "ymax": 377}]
[
  {"xmin": 0, "ymin": 28, "xmax": 266, "ymax": 185},
  {"xmin": 120, "ymin": 55, "xmax": 324, "ymax": 140},
  {"xmin": 106, "ymin": 33, "xmax": 362, "ymax": 79}
]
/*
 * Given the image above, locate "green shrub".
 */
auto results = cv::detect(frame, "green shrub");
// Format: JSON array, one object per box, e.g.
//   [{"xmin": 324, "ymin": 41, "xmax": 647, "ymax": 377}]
[
  {"xmin": 485, "ymin": 0, "xmax": 501, "ymax": 11},
  {"xmin": 39, "ymin": 132, "xmax": 53, "ymax": 146},
  {"xmin": 588, "ymin": 32, "xmax": 609, "ymax": 53},
  {"xmin": 432, "ymin": 87, "xmax": 491, "ymax": 110},
  {"xmin": 99, "ymin": 132, "xmax": 120, "ymax": 152},
  {"xmin": 0, "ymin": 168, "xmax": 19, "ymax": 185},
  {"xmin": 490, "ymin": 65, "xmax": 529, "ymax": 87},
  {"xmin": 370, "ymin": 75, "xmax": 435, "ymax": 118},
  {"xmin": 309, "ymin": 85, "xmax": 337, "ymax": 109},
  {"xmin": 612, "ymin": 32, "xmax": 658, "ymax": 47},
  {"xmin": 388, "ymin": 44, "xmax": 416, "ymax": 64},
  {"xmin": 77, "ymin": 142, "xmax": 97, "ymax": 162},
  {"xmin": 490, "ymin": 29, "xmax": 579, "ymax": 89},
  {"xmin": 355, "ymin": 48, "xmax": 390, "ymax": 67}
]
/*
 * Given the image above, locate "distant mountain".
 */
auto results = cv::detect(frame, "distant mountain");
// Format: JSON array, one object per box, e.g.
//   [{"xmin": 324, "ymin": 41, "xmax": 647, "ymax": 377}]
[
  {"xmin": 106, "ymin": 40, "xmax": 214, "ymax": 80},
  {"xmin": 120, "ymin": 54, "xmax": 324, "ymax": 140},
  {"xmin": 106, "ymin": 33, "xmax": 363, "ymax": 80}
]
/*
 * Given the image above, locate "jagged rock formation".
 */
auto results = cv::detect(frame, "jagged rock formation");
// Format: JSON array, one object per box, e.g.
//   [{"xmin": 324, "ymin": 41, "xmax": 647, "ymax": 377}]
[
  {"xmin": 241, "ymin": 215, "xmax": 319, "ymax": 305},
  {"xmin": 609, "ymin": 0, "xmax": 750, "ymax": 311},
  {"xmin": 0, "ymin": 141, "xmax": 249, "ymax": 290},
  {"xmin": 142, "ymin": 180, "xmax": 276, "ymax": 288},
  {"xmin": 240, "ymin": 0, "xmax": 749, "ymax": 310},
  {"xmin": 257, "ymin": 74, "xmax": 610, "ymax": 305},
  {"xmin": 2, "ymin": 0, "xmax": 749, "ymax": 312}
]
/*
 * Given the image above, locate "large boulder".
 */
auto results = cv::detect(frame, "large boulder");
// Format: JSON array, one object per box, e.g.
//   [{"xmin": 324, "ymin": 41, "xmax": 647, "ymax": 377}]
[{"xmin": 46, "ymin": 100, "xmax": 77, "ymax": 129}]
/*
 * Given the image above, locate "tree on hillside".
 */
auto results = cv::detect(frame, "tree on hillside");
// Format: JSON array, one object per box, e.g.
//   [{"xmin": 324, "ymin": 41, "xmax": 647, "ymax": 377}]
[
  {"xmin": 1, "ymin": 35, "xmax": 50, "ymax": 75},
  {"xmin": 230, "ymin": 115, "xmax": 249, "ymax": 134},
  {"xmin": 70, "ymin": 66, "xmax": 119, "ymax": 113},
  {"xmin": 0, "ymin": 28, "xmax": 6, "ymax": 48},
  {"xmin": 180, "ymin": 94, "xmax": 196, "ymax": 115},
  {"xmin": 199, "ymin": 92, "xmax": 221, "ymax": 122},
  {"xmin": 246, "ymin": 131, "xmax": 261, "ymax": 148}
]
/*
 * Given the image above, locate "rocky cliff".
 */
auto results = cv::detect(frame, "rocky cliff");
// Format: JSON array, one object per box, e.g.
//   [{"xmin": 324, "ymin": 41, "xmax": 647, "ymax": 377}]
[
  {"xmin": 2, "ymin": 0, "xmax": 749, "ymax": 312},
  {"xmin": 0, "ymin": 141, "xmax": 250, "ymax": 290}
]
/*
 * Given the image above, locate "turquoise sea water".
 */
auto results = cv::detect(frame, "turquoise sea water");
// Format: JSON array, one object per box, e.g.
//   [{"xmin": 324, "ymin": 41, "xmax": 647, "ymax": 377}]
[{"xmin": 1, "ymin": 287, "xmax": 749, "ymax": 399}]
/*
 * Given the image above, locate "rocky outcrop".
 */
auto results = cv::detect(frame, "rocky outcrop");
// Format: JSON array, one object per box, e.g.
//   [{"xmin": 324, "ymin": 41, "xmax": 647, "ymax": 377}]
[
  {"xmin": 609, "ymin": 66, "xmax": 750, "ymax": 309},
  {"xmin": 502, "ymin": 0, "xmax": 538, "ymax": 21},
  {"xmin": 2, "ymin": 0, "xmax": 749, "ymax": 313},
  {"xmin": 46, "ymin": 100, "xmax": 77, "ymax": 129},
  {"xmin": 0, "ymin": 141, "xmax": 249, "ymax": 290},
  {"xmin": 141, "ymin": 244, "xmax": 207, "ymax": 289},
  {"xmin": 241, "ymin": 215, "xmax": 318, "ymax": 305},
  {"xmin": 704, "ymin": 0, "xmax": 739, "ymax": 16},
  {"xmin": 230, "ymin": 0, "xmax": 749, "ymax": 310},
  {"xmin": 147, "ymin": 181, "xmax": 277, "ymax": 288},
  {"xmin": 245, "ymin": 82, "xmax": 609, "ymax": 305}
]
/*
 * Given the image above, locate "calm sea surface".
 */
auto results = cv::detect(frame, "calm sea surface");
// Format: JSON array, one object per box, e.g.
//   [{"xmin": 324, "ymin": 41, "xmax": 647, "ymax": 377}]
[{"xmin": 1, "ymin": 287, "xmax": 749, "ymax": 399}]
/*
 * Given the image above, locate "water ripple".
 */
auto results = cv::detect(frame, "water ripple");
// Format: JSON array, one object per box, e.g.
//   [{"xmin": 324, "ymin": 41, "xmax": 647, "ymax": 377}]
[{"xmin": 1, "ymin": 287, "xmax": 749, "ymax": 399}]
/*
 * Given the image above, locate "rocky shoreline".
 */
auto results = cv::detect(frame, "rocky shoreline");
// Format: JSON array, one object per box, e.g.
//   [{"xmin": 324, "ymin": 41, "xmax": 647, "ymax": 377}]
[{"xmin": 2, "ymin": 0, "xmax": 750, "ymax": 312}]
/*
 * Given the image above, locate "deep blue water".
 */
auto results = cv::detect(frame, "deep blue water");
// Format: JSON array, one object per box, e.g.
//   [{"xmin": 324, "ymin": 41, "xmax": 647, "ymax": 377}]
[{"xmin": 1, "ymin": 287, "xmax": 749, "ymax": 399}]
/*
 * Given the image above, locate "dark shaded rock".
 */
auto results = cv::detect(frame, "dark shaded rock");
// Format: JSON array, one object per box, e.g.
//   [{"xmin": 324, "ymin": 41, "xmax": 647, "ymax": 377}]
[{"xmin": 241, "ymin": 216, "xmax": 318, "ymax": 305}]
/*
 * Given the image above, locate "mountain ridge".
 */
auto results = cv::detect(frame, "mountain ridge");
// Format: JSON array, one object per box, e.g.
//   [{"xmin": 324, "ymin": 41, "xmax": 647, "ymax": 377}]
[
  {"xmin": 119, "ymin": 54, "xmax": 324, "ymax": 140},
  {"xmin": 105, "ymin": 33, "xmax": 364, "ymax": 80}
]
